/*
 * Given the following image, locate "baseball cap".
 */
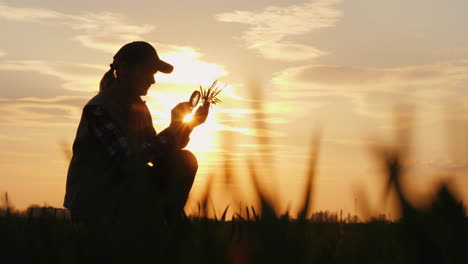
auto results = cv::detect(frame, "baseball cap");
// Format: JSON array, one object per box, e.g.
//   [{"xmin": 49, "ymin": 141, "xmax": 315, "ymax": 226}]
[{"xmin": 112, "ymin": 41, "xmax": 173, "ymax": 74}]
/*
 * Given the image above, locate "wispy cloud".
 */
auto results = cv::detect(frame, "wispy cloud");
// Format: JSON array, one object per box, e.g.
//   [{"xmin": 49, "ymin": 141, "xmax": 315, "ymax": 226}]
[
  {"xmin": 434, "ymin": 46, "xmax": 468, "ymax": 58},
  {"xmin": 0, "ymin": 96, "xmax": 87, "ymax": 127},
  {"xmin": 0, "ymin": 2, "xmax": 61, "ymax": 21},
  {"xmin": 271, "ymin": 60, "xmax": 468, "ymax": 122},
  {"xmin": 0, "ymin": 60, "xmax": 105, "ymax": 92},
  {"xmin": 70, "ymin": 12, "xmax": 154, "ymax": 53},
  {"xmin": 216, "ymin": 0, "xmax": 342, "ymax": 61},
  {"xmin": 0, "ymin": 2, "xmax": 227, "ymax": 87},
  {"xmin": 273, "ymin": 60, "xmax": 468, "ymax": 97},
  {"xmin": 0, "ymin": 2, "xmax": 153, "ymax": 53},
  {"xmin": 0, "ymin": 49, "xmax": 6, "ymax": 58},
  {"xmin": 256, "ymin": 42, "xmax": 325, "ymax": 61}
]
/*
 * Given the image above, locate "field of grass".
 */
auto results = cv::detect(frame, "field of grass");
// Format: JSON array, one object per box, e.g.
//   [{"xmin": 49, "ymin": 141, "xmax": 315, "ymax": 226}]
[
  {"xmin": 1, "ymin": 82, "xmax": 467, "ymax": 263},
  {"xmin": 0, "ymin": 200, "xmax": 466, "ymax": 264}
]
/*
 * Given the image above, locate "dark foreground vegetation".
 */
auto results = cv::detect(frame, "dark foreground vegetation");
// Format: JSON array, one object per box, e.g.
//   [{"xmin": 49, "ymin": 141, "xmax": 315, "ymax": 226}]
[
  {"xmin": 1, "ymin": 134, "xmax": 468, "ymax": 264},
  {"xmin": 0, "ymin": 196, "xmax": 467, "ymax": 264}
]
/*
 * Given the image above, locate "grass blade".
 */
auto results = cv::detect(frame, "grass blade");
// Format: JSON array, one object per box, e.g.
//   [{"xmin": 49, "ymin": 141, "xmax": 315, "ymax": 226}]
[
  {"xmin": 221, "ymin": 205, "xmax": 230, "ymax": 222},
  {"xmin": 298, "ymin": 130, "xmax": 321, "ymax": 220}
]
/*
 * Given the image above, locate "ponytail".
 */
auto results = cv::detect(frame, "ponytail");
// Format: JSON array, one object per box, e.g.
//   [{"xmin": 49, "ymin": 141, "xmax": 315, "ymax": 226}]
[{"xmin": 99, "ymin": 68, "xmax": 116, "ymax": 92}]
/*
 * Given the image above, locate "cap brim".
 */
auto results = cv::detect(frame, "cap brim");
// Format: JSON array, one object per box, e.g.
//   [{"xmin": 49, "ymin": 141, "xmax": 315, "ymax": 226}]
[{"xmin": 156, "ymin": 60, "xmax": 173, "ymax": 74}]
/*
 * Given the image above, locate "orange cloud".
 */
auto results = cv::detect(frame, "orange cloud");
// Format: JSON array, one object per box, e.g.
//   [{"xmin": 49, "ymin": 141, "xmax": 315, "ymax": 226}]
[
  {"xmin": 273, "ymin": 60, "xmax": 468, "ymax": 92},
  {"xmin": 0, "ymin": 60, "xmax": 104, "ymax": 92},
  {"xmin": 0, "ymin": 2, "xmax": 154, "ymax": 53},
  {"xmin": 216, "ymin": 0, "xmax": 342, "ymax": 61},
  {"xmin": 0, "ymin": 96, "xmax": 87, "ymax": 127}
]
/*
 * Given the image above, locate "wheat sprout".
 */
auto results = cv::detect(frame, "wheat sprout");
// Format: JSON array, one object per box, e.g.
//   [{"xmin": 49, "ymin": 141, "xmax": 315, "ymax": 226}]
[{"xmin": 199, "ymin": 80, "xmax": 224, "ymax": 107}]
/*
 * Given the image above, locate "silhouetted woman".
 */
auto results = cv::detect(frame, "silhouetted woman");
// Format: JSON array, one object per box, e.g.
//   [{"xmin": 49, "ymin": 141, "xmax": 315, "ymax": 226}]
[{"xmin": 64, "ymin": 41, "xmax": 208, "ymax": 224}]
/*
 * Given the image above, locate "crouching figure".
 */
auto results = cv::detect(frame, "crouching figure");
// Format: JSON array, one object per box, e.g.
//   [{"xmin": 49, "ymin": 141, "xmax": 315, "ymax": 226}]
[{"xmin": 64, "ymin": 41, "xmax": 209, "ymax": 225}]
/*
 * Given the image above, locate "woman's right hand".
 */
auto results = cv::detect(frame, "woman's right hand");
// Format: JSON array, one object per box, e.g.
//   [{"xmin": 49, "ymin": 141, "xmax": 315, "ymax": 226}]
[{"xmin": 170, "ymin": 102, "xmax": 192, "ymax": 126}]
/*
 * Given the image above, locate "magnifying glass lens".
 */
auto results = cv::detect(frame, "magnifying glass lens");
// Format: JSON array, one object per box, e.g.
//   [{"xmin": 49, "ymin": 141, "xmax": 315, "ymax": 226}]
[{"xmin": 190, "ymin": 91, "xmax": 201, "ymax": 108}]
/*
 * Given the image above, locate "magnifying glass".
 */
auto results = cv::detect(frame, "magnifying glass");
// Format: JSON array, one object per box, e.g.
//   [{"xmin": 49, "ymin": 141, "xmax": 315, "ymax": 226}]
[{"xmin": 189, "ymin": 90, "xmax": 201, "ymax": 109}]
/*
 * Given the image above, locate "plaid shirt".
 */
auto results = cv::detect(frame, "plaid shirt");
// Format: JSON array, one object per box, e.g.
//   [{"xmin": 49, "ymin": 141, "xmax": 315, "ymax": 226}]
[{"xmin": 84, "ymin": 105, "xmax": 169, "ymax": 161}]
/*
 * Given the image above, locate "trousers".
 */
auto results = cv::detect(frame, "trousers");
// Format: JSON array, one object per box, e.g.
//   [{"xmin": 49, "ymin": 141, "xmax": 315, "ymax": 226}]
[{"xmin": 70, "ymin": 149, "xmax": 198, "ymax": 225}]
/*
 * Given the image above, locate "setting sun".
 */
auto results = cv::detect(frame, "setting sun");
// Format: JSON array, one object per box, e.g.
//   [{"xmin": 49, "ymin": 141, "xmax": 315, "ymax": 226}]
[
  {"xmin": 145, "ymin": 88, "xmax": 221, "ymax": 157},
  {"xmin": 183, "ymin": 113, "xmax": 194, "ymax": 123}
]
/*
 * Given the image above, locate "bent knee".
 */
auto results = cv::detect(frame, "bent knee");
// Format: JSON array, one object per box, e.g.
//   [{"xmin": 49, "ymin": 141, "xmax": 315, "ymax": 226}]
[{"xmin": 179, "ymin": 149, "xmax": 198, "ymax": 170}]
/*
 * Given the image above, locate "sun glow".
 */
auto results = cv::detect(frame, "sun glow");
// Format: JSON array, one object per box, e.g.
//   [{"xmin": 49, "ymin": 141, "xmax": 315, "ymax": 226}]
[
  {"xmin": 156, "ymin": 48, "xmax": 227, "ymax": 86},
  {"xmin": 183, "ymin": 113, "xmax": 194, "ymax": 123},
  {"xmin": 145, "ymin": 91, "xmax": 220, "ymax": 155},
  {"xmin": 141, "ymin": 46, "xmax": 232, "ymax": 156},
  {"xmin": 186, "ymin": 110, "xmax": 218, "ymax": 153}
]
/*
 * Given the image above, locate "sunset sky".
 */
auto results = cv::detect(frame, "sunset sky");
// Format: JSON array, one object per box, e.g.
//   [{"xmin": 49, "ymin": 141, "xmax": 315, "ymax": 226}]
[{"xmin": 1, "ymin": 0, "xmax": 468, "ymax": 218}]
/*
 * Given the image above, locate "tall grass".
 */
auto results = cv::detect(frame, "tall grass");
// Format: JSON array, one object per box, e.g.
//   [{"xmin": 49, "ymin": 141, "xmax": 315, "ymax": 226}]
[{"xmin": 1, "ymin": 82, "xmax": 467, "ymax": 263}]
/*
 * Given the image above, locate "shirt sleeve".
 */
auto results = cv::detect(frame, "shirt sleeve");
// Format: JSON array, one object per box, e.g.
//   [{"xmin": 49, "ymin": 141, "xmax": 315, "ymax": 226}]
[
  {"xmin": 137, "ymin": 101, "xmax": 186, "ymax": 162},
  {"xmin": 84, "ymin": 105, "xmax": 129, "ymax": 161},
  {"xmin": 84, "ymin": 103, "xmax": 187, "ymax": 163},
  {"xmin": 148, "ymin": 124, "xmax": 193, "ymax": 159},
  {"xmin": 141, "ymin": 129, "xmax": 175, "ymax": 162}
]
